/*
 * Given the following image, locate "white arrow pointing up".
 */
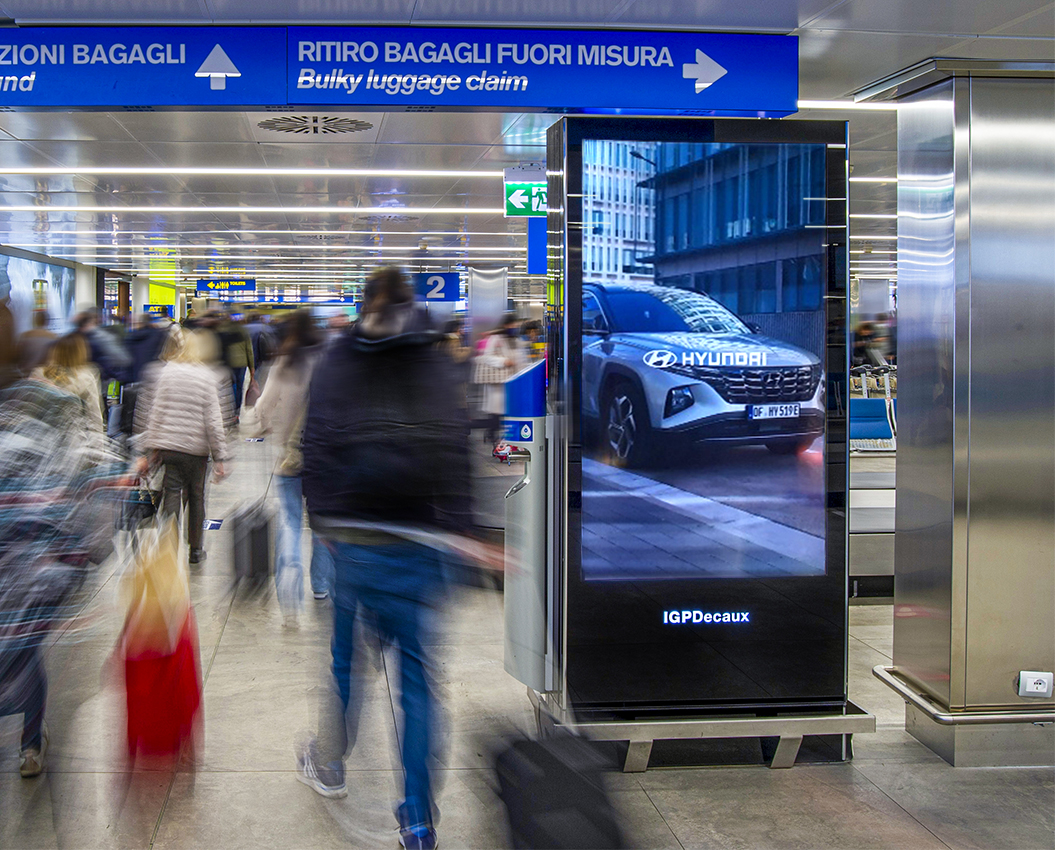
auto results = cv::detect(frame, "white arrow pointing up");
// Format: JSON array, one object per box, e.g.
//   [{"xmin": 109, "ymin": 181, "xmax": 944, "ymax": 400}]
[
  {"xmin": 508, "ymin": 188, "xmax": 528, "ymax": 209},
  {"xmin": 682, "ymin": 49, "xmax": 727, "ymax": 93},
  {"xmin": 195, "ymin": 44, "xmax": 241, "ymax": 90}
]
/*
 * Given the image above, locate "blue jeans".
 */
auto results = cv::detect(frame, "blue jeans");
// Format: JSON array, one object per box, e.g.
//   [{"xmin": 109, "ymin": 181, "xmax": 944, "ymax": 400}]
[
  {"xmin": 274, "ymin": 476, "xmax": 335, "ymax": 613},
  {"xmin": 231, "ymin": 367, "xmax": 246, "ymax": 415},
  {"xmin": 0, "ymin": 646, "xmax": 46, "ymax": 752},
  {"xmin": 309, "ymin": 534, "xmax": 335, "ymax": 598},
  {"xmin": 274, "ymin": 475, "xmax": 304, "ymax": 614},
  {"xmin": 320, "ymin": 540, "xmax": 445, "ymax": 828}
]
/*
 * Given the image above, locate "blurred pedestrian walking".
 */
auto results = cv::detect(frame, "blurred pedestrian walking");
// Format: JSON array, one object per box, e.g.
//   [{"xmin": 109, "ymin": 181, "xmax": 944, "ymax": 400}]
[
  {"xmin": 219, "ymin": 311, "xmax": 256, "ymax": 423},
  {"xmin": 300, "ymin": 267, "xmax": 491, "ymax": 850},
  {"xmin": 34, "ymin": 333, "xmax": 106, "ymax": 434},
  {"xmin": 0, "ymin": 304, "xmax": 121, "ymax": 779},
  {"xmin": 253, "ymin": 309, "xmax": 333, "ymax": 626},
  {"xmin": 16, "ymin": 310, "xmax": 56, "ymax": 375},
  {"xmin": 476, "ymin": 312, "xmax": 526, "ymax": 446},
  {"xmin": 136, "ymin": 330, "xmax": 230, "ymax": 565}
]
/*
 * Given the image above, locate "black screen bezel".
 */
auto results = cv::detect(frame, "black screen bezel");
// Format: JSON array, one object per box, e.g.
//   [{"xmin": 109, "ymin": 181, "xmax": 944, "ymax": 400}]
[{"xmin": 550, "ymin": 116, "xmax": 849, "ymax": 717}]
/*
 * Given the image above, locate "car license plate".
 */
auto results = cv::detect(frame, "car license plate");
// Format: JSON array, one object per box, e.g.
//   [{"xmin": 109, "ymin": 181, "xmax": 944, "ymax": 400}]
[{"xmin": 749, "ymin": 403, "xmax": 800, "ymax": 420}]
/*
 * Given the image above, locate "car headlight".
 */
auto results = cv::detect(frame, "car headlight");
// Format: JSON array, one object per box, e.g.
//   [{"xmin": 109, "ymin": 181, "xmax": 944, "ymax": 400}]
[{"xmin": 664, "ymin": 386, "xmax": 695, "ymax": 418}]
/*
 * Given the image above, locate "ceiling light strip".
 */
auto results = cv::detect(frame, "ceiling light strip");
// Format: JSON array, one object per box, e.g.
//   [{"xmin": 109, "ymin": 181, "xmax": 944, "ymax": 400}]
[
  {"xmin": 0, "ymin": 229, "xmax": 525, "ymax": 239},
  {"xmin": 797, "ymin": 100, "xmax": 898, "ymax": 111},
  {"xmin": 0, "ymin": 167, "xmax": 505, "ymax": 178},
  {"xmin": 10, "ymin": 243, "xmax": 525, "ymax": 253},
  {"xmin": 2, "ymin": 205, "xmax": 504, "ymax": 215}
]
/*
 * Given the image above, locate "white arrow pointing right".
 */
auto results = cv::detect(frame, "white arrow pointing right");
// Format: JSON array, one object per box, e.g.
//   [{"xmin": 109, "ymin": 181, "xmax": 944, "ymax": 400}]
[{"xmin": 682, "ymin": 49, "xmax": 728, "ymax": 94}]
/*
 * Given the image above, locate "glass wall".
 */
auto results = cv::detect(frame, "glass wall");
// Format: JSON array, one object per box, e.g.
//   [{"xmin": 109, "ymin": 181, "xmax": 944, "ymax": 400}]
[{"xmin": 0, "ymin": 252, "xmax": 76, "ymax": 334}]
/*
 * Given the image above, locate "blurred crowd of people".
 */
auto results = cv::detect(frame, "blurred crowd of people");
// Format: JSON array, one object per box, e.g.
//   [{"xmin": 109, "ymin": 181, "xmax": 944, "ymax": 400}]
[
  {"xmin": 1, "ymin": 278, "xmax": 539, "ymax": 849},
  {"xmin": 852, "ymin": 313, "xmax": 897, "ymax": 367}
]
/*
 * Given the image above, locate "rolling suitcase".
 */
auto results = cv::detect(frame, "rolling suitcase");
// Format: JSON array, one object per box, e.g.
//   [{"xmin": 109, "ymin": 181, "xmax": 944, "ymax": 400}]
[
  {"xmin": 495, "ymin": 730, "xmax": 627, "ymax": 850},
  {"xmin": 229, "ymin": 496, "xmax": 272, "ymax": 597}
]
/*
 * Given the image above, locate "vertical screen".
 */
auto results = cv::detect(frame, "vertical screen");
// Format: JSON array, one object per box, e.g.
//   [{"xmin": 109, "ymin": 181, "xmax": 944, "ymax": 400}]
[
  {"xmin": 580, "ymin": 141, "xmax": 827, "ymax": 582},
  {"xmin": 555, "ymin": 119, "xmax": 848, "ymax": 715}
]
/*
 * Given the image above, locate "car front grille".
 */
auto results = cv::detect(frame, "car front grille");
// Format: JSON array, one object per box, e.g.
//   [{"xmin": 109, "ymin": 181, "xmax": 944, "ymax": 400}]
[{"xmin": 693, "ymin": 364, "xmax": 821, "ymax": 404}]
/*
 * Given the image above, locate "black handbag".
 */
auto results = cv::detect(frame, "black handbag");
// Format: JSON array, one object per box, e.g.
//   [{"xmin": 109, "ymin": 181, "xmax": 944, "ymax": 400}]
[{"xmin": 120, "ymin": 484, "xmax": 159, "ymax": 531}]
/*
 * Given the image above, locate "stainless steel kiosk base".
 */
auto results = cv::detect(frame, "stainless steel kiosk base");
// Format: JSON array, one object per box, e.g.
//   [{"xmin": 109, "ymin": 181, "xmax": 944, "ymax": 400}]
[
  {"xmin": 874, "ymin": 666, "xmax": 1055, "ymax": 767},
  {"xmin": 530, "ymin": 691, "xmax": 876, "ymax": 772}
]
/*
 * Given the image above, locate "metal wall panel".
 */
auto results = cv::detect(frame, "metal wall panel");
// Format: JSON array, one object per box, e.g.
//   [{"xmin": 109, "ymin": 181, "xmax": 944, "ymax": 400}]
[
  {"xmin": 965, "ymin": 77, "xmax": 1055, "ymax": 709},
  {"xmin": 893, "ymin": 80, "xmax": 959, "ymax": 707},
  {"xmin": 895, "ymin": 75, "xmax": 1055, "ymax": 713}
]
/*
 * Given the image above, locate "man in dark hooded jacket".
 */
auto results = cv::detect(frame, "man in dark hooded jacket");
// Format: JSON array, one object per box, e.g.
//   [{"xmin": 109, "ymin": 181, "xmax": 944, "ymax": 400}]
[{"xmin": 299, "ymin": 267, "xmax": 481, "ymax": 850}]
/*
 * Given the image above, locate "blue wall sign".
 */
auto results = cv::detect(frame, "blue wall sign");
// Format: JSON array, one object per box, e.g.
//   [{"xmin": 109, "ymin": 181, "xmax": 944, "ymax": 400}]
[
  {"xmin": 289, "ymin": 27, "xmax": 796, "ymax": 114},
  {"xmin": 144, "ymin": 303, "xmax": 174, "ymax": 317},
  {"xmin": 0, "ymin": 26, "xmax": 797, "ymax": 114},
  {"xmin": 196, "ymin": 278, "xmax": 256, "ymax": 293},
  {"xmin": 0, "ymin": 27, "xmax": 286, "ymax": 107},
  {"xmin": 414, "ymin": 272, "xmax": 461, "ymax": 302},
  {"xmin": 527, "ymin": 216, "xmax": 547, "ymax": 275}
]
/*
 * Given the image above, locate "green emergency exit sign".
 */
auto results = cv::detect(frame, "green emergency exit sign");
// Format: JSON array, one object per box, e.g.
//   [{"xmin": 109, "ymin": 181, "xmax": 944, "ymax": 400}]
[{"xmin": 504, "ymin": 181, "xmax": 547, "ymax": 217}]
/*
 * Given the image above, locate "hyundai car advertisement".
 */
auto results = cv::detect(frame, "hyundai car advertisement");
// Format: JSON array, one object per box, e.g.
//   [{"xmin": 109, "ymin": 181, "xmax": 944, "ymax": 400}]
[{"xmin": 579, "ymin": 139, "xmax": 828, "ymax": 582}]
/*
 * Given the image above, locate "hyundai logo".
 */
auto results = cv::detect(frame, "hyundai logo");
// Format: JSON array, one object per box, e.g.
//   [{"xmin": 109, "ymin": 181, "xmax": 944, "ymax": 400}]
[
  {"xmin": 762, "ymin": 372, "xmax": 782, "ymax": 389},
  {"xmin": 643, "ymin": 349, "xmax": 678, "ymax": 368}
]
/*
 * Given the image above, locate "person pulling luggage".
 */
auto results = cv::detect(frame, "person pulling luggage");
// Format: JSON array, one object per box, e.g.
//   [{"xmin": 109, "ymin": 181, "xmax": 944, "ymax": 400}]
[{"xmin": 298, "ymin": 266, "xmax": 499, "ymax": 850}]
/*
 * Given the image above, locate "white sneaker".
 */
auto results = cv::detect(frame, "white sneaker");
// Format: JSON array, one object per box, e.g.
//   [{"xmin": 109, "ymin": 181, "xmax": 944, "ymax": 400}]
[
  {"xmin": 20, "ymin": 725, "xmax": 48, "ymax": 778},
  {"xmin": 296, "ymin": 738, "xmax": 347, "ymax": 798}
]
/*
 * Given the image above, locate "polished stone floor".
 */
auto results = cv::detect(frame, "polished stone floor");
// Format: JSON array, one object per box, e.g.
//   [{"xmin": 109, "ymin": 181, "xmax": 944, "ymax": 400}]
[{"xmin": 1, "ymin": 435, "xmax": 1051, "ymax": 850}]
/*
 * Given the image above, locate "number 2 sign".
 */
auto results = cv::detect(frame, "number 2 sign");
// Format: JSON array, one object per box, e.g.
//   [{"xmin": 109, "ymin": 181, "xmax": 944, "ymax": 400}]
[{"xmin": 413, "ymin": 272, "xmax": 461, "ymax": 302}]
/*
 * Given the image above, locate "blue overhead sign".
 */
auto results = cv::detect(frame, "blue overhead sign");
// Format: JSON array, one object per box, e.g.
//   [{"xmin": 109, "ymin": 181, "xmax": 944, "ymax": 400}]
[
  {"xmin": 0, "ymin": 27, "xmax": 286, "ymax": 107},
  {"xmin": 0, "ymin": 26, "xmax": 796, "ymax": 114},
  {"xmin": 289, "ymin": 27, "xmax": 797, "ymax": 114},
  {"xmin": 413, "ymin": 272, "xmax": 461, "ymax": 302},
  {"xmin": 196, "ymin": 279, "xmax": 256, "ymax": 293}
]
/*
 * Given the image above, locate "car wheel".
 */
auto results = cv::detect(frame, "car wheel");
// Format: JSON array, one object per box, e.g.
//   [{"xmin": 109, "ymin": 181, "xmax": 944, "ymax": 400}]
[
  {"xmin": 766, "ymin": 438, "xmax": 815, "ymax": 456},
  {"xmin": 603, "ymin": 381, "xmax": 654, "ymax": 467}
]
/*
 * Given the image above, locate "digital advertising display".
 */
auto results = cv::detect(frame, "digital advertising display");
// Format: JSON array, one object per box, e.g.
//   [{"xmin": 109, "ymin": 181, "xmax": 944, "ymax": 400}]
[
  {"xmin": 550, "ymin": 117, "xmax": 848, "ymax": 716},
  {"xmin": 580, "ymin": 139, "xmax": 827, "ymax": 583}
]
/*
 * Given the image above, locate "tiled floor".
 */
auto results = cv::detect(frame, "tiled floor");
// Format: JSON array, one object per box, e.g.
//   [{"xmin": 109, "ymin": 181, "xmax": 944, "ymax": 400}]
[{"xmin": 1, "ymin": 434, "xmax": 1051, "ymax": 850}]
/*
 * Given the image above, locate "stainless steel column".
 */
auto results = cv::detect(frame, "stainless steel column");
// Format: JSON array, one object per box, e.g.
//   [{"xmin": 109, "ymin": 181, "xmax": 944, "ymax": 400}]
[{"xmin": 893, "ymin": 72, "xmax": 1055, "ymax": 757}]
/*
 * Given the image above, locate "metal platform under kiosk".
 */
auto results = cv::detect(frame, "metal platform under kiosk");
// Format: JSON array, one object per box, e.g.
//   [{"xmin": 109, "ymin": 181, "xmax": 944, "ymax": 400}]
[{"xmin": 530, "ymin": 691, "xmax": 876, "ymax": 772}]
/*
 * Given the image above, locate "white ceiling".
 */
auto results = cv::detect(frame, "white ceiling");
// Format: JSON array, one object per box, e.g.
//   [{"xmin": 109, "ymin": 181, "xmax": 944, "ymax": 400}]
[{"xmin": 0, "ymin": 0, "xmax": 1049, "ymax": 291}]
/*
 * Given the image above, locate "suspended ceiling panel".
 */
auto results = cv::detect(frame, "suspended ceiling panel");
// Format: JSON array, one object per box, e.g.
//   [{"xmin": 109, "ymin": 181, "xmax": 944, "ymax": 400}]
[
  {"xmin": 0, "ymin": 106, "xmax": 538, "ymax": 287},
  {"xmin": 0, "ymin": 0, "xmax": 1048, "ymax": 291},
  {"xmin": 798, "ymin": 0, "xmax": 1053, "ymax": 35}
]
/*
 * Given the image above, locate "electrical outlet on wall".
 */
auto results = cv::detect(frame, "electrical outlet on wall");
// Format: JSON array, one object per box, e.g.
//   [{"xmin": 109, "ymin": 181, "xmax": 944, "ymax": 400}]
[{"xmin": 1018, "ymin": 671, "xmax": 1054, "ymax": 699}]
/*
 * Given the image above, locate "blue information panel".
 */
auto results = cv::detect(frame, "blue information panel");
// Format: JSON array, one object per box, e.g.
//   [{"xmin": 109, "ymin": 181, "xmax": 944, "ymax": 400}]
[
  {"xmin": 196, "ymin": 278, "xmax": 256, "ymax": 294},
  {"xmin": 144, "ymin": 303, "xmax": 174, "ymax": 317},
  {"xmin": 414, "ymin": 272, "xmax": 460, "ymax": 302},
  {"xmin": 289, "ymin": 27, "xmax": 797, "ymax": 114},
  {"xmin": 502, "ymin": 419, "xmax": 535, "ymax": 443},
  {"xmin": 0, "ymin": 26, "xmax": 796, "ymax": 114},
  {"xmin": 0, "ymin": 27, "xmax": 286, "ymax": 107}
]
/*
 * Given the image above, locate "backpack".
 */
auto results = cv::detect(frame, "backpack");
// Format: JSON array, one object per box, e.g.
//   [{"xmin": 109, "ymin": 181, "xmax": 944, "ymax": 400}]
[{"xmin": 302, "ymin": 322, "xmax": 471, "ymax": 534}]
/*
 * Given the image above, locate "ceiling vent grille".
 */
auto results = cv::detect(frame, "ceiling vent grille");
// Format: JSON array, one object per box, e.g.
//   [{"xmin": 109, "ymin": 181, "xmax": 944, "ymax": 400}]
[
  {"xmin": 123, "ymin": 105, "xmax": 155, "ymax": 112},
  {"xmin": 355, "ymin": 213, "xmax": 421, "ymax": 223},
  {"xmin": 404, "ymin": 105, "xmax": 436, "ymax": 112},
  {"xmin": 257, "ymin": 115, "xmax": 374, "ymax": 135}
]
